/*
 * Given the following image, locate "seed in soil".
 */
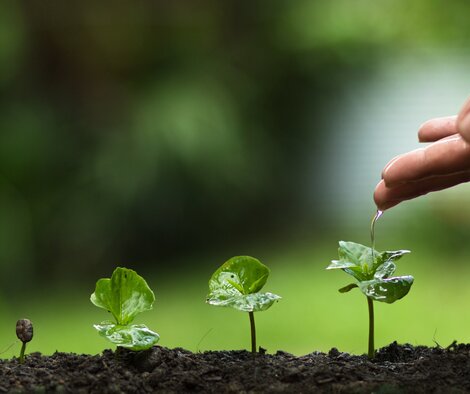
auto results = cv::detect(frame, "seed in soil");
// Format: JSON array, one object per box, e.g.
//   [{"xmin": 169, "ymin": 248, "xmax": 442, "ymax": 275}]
[{"xmin": 16, "ymin": 318, "xmax": 33, "ymax": 364}]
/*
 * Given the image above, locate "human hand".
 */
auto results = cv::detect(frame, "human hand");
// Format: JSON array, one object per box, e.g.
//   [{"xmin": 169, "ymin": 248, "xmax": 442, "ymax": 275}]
[{"xmin": 374, "ymin": 97, "xmax": 470, "ymax": 210}]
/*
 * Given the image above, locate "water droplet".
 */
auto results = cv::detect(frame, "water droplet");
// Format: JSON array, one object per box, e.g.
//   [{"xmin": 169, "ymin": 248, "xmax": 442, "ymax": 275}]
[{"xmin": 370, "ymin": 209, "xmax": 383, "ymax": 260}]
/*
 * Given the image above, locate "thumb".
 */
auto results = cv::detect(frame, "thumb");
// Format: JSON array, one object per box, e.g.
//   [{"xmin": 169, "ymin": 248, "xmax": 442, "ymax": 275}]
[{"xmin": 457, "ymin": 96, "xmax": 470, "ymax": 143}]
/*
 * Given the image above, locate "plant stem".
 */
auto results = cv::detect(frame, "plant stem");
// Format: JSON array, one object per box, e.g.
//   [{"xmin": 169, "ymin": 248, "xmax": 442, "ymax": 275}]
[
  {"xmin": 367, "ymin": 297, "xmax": 374, "ymax": 359},
  {"xmin": 19, "ymin": 342, "xmax": 26, "ymax": 364},
  {"xmin": 249, "ymin": 311, "xmax": 256, "ymax": 353}
]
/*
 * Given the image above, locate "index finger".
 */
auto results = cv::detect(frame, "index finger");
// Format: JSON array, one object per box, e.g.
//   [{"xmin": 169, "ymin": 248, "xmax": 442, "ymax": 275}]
[
  {"xmin": 374, "ymin": 170, "xmax": 470, "ymax": 210},
  {"xmin": 382, "ymin": 135, "xmax": 470, "ymax": 187}
]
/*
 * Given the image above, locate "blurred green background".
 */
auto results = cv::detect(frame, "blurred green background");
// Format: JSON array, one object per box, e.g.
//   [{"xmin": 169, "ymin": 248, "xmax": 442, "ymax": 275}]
[{"xmin": 1, "ymin": 0, "xmax": 470, "ymax": 358}]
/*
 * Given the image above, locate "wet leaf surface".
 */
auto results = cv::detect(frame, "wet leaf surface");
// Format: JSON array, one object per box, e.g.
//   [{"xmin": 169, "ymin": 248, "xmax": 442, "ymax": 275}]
[
  {"xmin": 328, "ymin": 241, "xmax": 414, "ymax": 304},
  {"xmin": 359, "ymin": 276, "xmax": 414, "ymax": 303},
  {"xmin": 91, "ymin": 267, "xmax": 158, "ymax": 350},
  {"xmin": 91, "ymin": 267, "xmax": 155, "ymax": 325},
  {"xmin": 207, "ymin": 256, "xmax": 281, "ymax": 312},
  {"xmin": 94, "ymin": 324, "xmax": 159, "ymax": 351},
  {"xmin": 207, "ymin": 291, "xmax": 281, "ymax": 312}
]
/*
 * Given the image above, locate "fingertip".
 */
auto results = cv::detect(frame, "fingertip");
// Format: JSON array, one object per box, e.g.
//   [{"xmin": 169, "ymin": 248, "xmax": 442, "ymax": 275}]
[
  {"xmin": 418, "ymin": 116, "xmax": 457, "ymax": 142},
  {"xmin": 457, "ymin": 96, "xmax": 470, "ymax": 143},
  {"xmin": 458, "ymin": 95, "xmax": 470, "ymax": 116},
  {"xmin": 417, "ymin": 119, "xmax": 435, "ymax": 142},
  {"xmin": 373, "ymin": 180, "xmax": 398, "ymax": 211},
  {"xmin": 379, "ymin": 201, "xmax": 399, "ymax": 211},
  {"xmin": 373, "ymin": 184, "xmax": 385, "ymax": 210}
]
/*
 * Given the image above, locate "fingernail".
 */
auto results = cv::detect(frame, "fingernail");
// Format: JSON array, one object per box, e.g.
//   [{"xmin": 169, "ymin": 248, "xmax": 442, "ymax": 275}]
[{"xmin": 381, "ymin": 156, "xmax": 402, "ymax": 185}]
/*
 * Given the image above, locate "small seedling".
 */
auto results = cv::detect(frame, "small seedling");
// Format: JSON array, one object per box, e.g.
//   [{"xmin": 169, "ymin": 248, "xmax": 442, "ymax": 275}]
[
  {"xmin": 16, "ymin": 319, "xmax": 33, "ymax": 364},
  {"xmin": 327, "ymin": 241, "xmax": 414, "ymax": 359},
  {"xmin": 206, "ymin": 256, "xmax": 281, "ymax": 353},
  {"xmin": 90, "ymin": 267, "xmax": 159, "ymax": 351}
]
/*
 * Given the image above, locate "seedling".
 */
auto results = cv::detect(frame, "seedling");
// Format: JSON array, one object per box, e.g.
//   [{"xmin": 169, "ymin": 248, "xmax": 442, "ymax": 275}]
[
  {"xmin": 16, "ymin": 319, "xmax": 33, "ymax": 364},
  {"xmin": 327, "ymin": 241, "xmax": 414, "ymax": 359},
  {"xmin": 90, "ymin": 267, "xmax": 159, "ymax": 351},
  {"xmin": 206, "ymin": 256, "xmax": 281, "ymax": 353}
]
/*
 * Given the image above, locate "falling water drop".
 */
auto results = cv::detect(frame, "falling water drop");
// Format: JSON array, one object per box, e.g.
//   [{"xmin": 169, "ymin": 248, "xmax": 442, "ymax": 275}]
[{"xmin": 370, "ymin": 209, "xmax": 383, "ymax": 261}]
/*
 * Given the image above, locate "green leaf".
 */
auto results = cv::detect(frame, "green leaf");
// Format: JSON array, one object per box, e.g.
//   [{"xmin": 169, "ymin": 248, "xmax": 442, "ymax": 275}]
[
  {"xmin": 326, "ymin": 260, "xmax": 357, "ymax": 270},
  {"xmin": 90, "ymin": 267, "xmax": 155, "ymax": 325},
  {"xmin": 338, "ymin": 283, "xmax": 358, "ymax": 293},
  {"xmin": 338, "ymin": 241, "xmax": 376, "ymax": 273},
  {"xmin": 94, "ymin": 323, "xmax": 159, "ymax": 350},
  {"xmin": 380, "ymin": 250, "xmax": 411, "ymax": 263},
  {"xmin": 207, "ymin": 291, "xmax": 281, "ymax": 312},
  {"xmin": 374, "ymin": 261, "xmax": 396, "ymax": 279},
  {"xmin": 328, "ymin": 242, "xmax": 412, "ymax": 281},
  {"xmin": 359, "ymin": 276, "xmax": 414, "ymax": 303},
  {"xmin": 208, "ymin": 256, "xmax": 270, "ymax": 296},
  {"xmin": 207, "ymin": 256, "xmax": 281, "ymax": 312},
  {"xmin": 329, "ymin": 241, "xmax": 414, "ymax": 306},
  {"xmin": 327, "ymin": 241, "xmax": 376, "ymax": 281},
  {"xmin": 371, "ymin": 249, "xmax": 410, "ymax": 273},
  {"xmin": 327, "ymin": 261, "xmax": 366, "ymax": 281}
]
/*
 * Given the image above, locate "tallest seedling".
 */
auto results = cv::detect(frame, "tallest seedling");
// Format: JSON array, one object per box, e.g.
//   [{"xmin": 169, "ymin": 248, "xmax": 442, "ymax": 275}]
[{"xmin": 327, "ymin": 241, "xmax": 414, "ymax": 359}]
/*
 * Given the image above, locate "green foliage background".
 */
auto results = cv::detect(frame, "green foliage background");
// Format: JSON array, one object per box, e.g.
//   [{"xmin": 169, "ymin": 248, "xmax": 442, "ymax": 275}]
[{"xmin": 0, "ymin": 0, "xmax": 470, "ymax": 357}]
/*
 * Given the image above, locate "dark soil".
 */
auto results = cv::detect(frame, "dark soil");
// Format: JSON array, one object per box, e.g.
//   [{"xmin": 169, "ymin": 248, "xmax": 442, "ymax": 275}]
[{"xmin": 2, "ymin": 342, "xmax": 470, "ymax": 393}]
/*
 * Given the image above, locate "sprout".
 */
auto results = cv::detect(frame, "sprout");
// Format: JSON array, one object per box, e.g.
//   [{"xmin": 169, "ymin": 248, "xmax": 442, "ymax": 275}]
[
  {"xmin": 207, "ymin": 256, "xmax": 281, "ymax": 353},
  {"xmin": 16, "ymin": 319, "xmax": 33, "ymax": 364},
  {"xmin": 327, "ymin": 241, "xmax": 414, "ymax": 358},
  {"xmin": 90, "ymin": 267, "xmax": 159, "ymax": 350}
]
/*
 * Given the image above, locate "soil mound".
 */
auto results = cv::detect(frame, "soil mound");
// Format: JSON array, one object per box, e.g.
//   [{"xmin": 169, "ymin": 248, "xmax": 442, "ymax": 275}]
[{"xmin": 2, "ymin": 342, "xmax": 470, "ymax": 393}]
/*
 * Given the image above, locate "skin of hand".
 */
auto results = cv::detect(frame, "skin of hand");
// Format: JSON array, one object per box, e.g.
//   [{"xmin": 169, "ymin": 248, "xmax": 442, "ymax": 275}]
[{"xmin": 374, "ymin": 97, "xmax": 470, "ymax": 210}]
